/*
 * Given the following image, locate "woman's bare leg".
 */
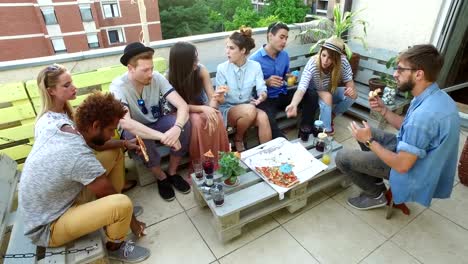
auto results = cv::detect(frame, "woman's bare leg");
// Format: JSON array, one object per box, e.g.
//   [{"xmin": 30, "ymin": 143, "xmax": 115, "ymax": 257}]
[
  {"xmin": 255, "ymin": 109, "xmax": 272, "ymax": 143},
  {"xmin": 227, "ymin": 104, "xmax": 257, "ymax": 151}
]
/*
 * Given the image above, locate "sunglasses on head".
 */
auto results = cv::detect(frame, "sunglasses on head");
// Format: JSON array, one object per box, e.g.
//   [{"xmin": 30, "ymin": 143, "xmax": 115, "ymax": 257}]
[
  {"xmin": 44, "ymin": 64, "xmax": 61, "ymax": 88},
  {"xmin": 137, "ymin": 99, "xmax": 148, "ymax": 115},
  {"xmin": 268, "ymin": 22, "xmax": 286, "ymax": 33}
]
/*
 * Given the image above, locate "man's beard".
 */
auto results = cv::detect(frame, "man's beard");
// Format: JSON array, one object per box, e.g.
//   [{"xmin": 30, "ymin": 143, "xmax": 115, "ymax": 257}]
[
  {"xmin": 398, "ymin": 78, "xmax": 415, "ymax": 93},
  {"xmin": 91, "ymin": 133, "xmax": 107, "ymax": 146}
]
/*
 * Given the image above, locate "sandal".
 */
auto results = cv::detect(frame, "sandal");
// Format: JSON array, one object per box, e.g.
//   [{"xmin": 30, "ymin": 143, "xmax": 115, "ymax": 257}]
[{"xmin": 233, "ymin": 139, "xmax": 245, "ymax": 152}]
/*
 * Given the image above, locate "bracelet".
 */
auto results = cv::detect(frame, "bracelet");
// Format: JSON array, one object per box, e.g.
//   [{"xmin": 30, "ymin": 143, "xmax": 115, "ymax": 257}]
[{"xmin": 174, "ymin": 123, "xmax": 184, "ymax": 132}]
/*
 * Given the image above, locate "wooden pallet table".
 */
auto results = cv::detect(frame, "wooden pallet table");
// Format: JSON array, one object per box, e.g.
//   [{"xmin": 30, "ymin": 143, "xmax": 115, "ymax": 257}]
[{"xmin": 191, "ymin": 138, "xmax": 345, "ymax": 242}]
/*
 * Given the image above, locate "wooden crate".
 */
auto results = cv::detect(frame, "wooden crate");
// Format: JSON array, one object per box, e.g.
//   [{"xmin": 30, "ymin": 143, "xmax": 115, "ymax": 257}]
[
  {"xmin": 191, "ymin": 138, "xmax": 345, "ymax": 242},
  {"xmin": 0, "ymin": 82, "xmax": 36, "ymax": 168}
]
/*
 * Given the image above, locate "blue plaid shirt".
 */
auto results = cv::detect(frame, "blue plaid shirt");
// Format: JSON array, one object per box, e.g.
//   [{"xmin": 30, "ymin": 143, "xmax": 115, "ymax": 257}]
[{"xmin": 390, "ymin": 83, "xmax": 460, "ymax": 206}]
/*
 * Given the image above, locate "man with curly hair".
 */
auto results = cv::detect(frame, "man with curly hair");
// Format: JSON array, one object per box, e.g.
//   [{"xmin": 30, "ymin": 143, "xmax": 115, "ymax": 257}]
[
  {"xmin": 19, "ymin": 93, "xmax": 151, "ymax": 263},
  {"xmin": 110, "ymin": 42, "xmax": 191, "ymax": 201}
]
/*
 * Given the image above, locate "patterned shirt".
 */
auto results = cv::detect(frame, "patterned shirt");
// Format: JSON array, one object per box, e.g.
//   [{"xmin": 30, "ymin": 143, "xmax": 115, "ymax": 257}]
[{"xmin": 297, "ymin": 55, "xmax": 353, "ymax": 92}]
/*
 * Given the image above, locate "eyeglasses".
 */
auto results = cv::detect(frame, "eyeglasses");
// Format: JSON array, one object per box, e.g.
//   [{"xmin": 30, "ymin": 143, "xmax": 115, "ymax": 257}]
[
  {"xmin": 137, "ymin": 99, "xmax": 148, "ymax": 115},
  {"xmin": 394, "ymin": 66, "xmax": 418, "ymax": 74}
]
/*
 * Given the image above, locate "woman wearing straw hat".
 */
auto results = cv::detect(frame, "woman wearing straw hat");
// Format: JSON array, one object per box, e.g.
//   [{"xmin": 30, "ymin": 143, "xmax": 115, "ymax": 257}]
[{"xmin": 287, "ymin": 36, "xmax": 357, "ymax": 135}]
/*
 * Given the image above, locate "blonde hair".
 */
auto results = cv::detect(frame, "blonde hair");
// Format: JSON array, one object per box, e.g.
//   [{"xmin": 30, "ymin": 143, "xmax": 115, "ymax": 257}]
[
  {"xmin": 316, "ymin": 47, "xmax": 342, "ymax": 94},
  {"xmin": 36, "ymin": 64, "xmax": 74, "ymax": 121}
]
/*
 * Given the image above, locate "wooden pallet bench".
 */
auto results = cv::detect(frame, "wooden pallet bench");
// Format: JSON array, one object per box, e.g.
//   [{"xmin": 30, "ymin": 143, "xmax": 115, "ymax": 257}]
[
  {"xmin": 0, "ymin": 154, "xmax": 106, "ymax": 264},
  {"xmin": 347, "ymin": 43, "xmax": 412, "ymax": 128},
  {"xmin": 190, "ymin": 137, "xmax": 345, "ymax": 242}
]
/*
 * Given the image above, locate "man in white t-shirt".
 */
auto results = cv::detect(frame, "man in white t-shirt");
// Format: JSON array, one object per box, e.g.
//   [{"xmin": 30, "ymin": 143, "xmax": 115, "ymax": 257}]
[
  {"xmin": 19, "ymin": 93, "xmax": 150, "ymax": 263},
  {"xmin": 110, "ymin": 42, "xmax": 191, "ymax": 201}
]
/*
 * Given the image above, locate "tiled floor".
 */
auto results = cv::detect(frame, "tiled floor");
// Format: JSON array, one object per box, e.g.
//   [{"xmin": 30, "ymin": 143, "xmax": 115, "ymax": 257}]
[{"xmin": 116, "ymin": 115, "xmax": 468, "ymax": 264}]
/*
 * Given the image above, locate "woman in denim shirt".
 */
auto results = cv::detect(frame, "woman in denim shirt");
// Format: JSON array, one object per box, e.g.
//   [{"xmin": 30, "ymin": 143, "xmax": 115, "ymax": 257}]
[{"xmin": 215, "ymin": 27, "xmax": 271, "ymax": 151}]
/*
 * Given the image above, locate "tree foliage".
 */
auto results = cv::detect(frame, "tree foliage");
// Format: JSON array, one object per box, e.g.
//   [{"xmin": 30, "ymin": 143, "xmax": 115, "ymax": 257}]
[
  {"xmin": 158, "ymin": 0, "xmax": 308, "ymax": 39},
  {"xmin": 263, "ymin": 0, "xmax": 308, "ymax": 24}
]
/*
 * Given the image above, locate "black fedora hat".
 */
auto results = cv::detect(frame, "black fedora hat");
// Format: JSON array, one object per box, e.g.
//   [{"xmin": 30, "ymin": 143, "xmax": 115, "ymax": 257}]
[{"xmin": 120, "ymin": 42, "xmax": 154, "ymax": 66}]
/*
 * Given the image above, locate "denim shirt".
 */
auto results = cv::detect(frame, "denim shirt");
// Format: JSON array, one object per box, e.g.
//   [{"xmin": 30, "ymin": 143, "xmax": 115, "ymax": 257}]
[
  {"xmin": 390, "ymin": 83, "xmax": 460, "ymax": 207},
  {"xmin": 215, "ymin": 60, "xmax": 267, "ymax": 105},
  {"xmin": 250, "ymin": 46, "xmax": 289, "ymax": 98}
]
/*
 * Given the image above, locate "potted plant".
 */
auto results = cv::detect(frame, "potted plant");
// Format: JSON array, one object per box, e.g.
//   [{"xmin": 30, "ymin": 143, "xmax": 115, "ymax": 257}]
[
  {"xmin": 299, "ymin": 4, "xmax": 368, "ymax": 78},
  {"xmin": 218, "ymin": 151, "xmax": 245, "ymax": 187}
]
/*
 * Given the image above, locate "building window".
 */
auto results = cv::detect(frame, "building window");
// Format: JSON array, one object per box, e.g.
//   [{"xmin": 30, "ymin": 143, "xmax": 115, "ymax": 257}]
[
  {"xmin": 41, "ymin": 8, "xmax": 58, "ymax": 25},
  {"xmin": 102, "ymin": 1, "xmax": 120, "ymax": 18},
  {"xmin": 108, "ymin": 28, "xmax": 124, "ymax": 44},
  {"xmin": 51, "ymin": 38, "xmax": 66, "ymax": 53},
  {"xmin": 79, "ymin": 5, "xmax": 93, "ymax": 22},
  {"xmin": 87, "ymin": 34, "xmax": 99, "ymax": 48}
]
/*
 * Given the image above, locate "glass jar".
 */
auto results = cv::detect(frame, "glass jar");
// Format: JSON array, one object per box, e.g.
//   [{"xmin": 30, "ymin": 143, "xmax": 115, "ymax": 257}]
[
  {"xmin": 211, "ymin": 183, "xmax": 224, "ymax": 207},
  {"xmin": 316, "ymin": 132, "xmax": 327, "ymax": 152},
  {"xmin": 322, "ymin": 136, "xmax": 332, "ymax": 165},
  {"xmin": 313, "ymin": 120, "xmax": 324, "ymax": 137}
]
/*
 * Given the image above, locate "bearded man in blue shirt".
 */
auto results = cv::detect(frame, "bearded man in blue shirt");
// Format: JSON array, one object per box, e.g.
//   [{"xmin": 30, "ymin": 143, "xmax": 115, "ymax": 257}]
[{"xmin": 336, "ymin": 44, "xmax": 460, "ymax": 209}]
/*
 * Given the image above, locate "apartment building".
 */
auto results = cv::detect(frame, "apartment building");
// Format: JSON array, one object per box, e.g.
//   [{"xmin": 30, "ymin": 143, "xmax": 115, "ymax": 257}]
[{"xmin": 0, "ymin": 0, "xmax": 162, "ymax": 61}]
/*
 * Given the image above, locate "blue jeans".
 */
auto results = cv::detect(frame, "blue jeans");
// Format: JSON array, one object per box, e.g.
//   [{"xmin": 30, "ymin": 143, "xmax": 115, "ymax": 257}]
[{"xmin": 319, "ymin": 87, "xmax": 355, "ymax": 132}]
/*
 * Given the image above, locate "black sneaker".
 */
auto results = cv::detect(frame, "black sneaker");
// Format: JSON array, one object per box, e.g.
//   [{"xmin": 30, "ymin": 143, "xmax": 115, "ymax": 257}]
[
  {"xmin": 167, "ymin": 172, "xmax": 191, "ymax": 194},
  {"xmin": 157, "ymin": 178, "xmax": 175, "ymax": 201}
]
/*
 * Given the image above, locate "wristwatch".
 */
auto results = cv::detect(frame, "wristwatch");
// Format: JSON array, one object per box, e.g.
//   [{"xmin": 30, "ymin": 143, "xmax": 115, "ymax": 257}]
[{"xmin": 365, "ymin": 138, "xmax": 375, "ymax": 148}]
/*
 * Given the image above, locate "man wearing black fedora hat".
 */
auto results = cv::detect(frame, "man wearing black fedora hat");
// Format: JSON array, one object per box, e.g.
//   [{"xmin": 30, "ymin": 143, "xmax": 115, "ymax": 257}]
[{"xmin": 110, "ymin": 42, "xmax": 191, "ymax": 201}]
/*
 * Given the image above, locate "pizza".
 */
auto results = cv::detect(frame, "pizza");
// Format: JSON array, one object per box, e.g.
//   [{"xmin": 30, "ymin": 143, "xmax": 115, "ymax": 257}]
[
  {"xmin": 136, "ymin": 135, "xmax": 149, "ymax": 163},
  {"xmin": 217, "ymin": 85, "xmax": 230, "ymax": 94},
  {"xmin": 255, "ymin": 166, "xmax": 299, "ymax": 188}
]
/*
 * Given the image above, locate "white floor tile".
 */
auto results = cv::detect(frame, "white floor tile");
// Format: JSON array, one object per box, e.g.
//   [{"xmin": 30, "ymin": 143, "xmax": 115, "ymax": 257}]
[
  {"xmin": 187, "ymin": 206, "xmax": 280, "ymax": 258},
  {"xmin": 284, "ymin": 199, "xmax": 386, "ymax": 264},
  {"xmin": 430, "ymin": 183, "xmax": 468, "ymax": 230},
  {"xmin": 392, "ymin": 210, "xmax": 468, "ymax": 264},
  {"xmin": 333, "ymin": 185, "xmax": 426, "ymax": 238},
  {"xmin": 361, "ymin": 241, "xmax": 420, "ymax": 264},
  {"xmin": 134, "ymin": 213, "xmax": 215, "ymax": 264},
  {"xmin": 125, "ymin": 184, "xmax": 184, "ymax": 226},
  {"xmin": 271, "ymin": 191, "xmax": 329, "ymax": 224},
  {"xmin": 219, "ymin": 227, "xmax": 319, "ymax": 264}
]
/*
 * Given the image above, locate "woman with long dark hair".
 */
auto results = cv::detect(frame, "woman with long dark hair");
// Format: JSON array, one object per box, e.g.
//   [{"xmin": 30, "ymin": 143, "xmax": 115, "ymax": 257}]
[{"xmin": 168, "ymin": 42, "xmax": 230, "ymax": 161}]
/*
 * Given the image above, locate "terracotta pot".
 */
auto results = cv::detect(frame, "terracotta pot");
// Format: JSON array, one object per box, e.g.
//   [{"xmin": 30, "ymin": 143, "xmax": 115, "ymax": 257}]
[
  {"xmin": 368, "ymin": 78, "xmax": 386, "ymax": 95},
  {"xmin": 349, "ymin": 53, "xmax": 360, "ymax": 80},
  {"xmin": 459, "ymin": 136, "xmax": 468, "ymax": 186}
]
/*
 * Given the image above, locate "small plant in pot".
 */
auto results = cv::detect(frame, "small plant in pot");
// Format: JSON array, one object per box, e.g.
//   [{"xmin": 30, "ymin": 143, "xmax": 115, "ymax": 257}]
[
  {"xmin": 218, "ymin": 151, "xmax": 245, "ymax": 187},
  {"xmin": 380, "ymin": 56, "xmax": 399, "ymax": 105}
]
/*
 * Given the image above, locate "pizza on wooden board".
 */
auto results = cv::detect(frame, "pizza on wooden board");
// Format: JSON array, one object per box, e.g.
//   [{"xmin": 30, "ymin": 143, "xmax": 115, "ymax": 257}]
[{"xmin": 255, "ymin": 166, "xmax": 299, "ymax": 188}]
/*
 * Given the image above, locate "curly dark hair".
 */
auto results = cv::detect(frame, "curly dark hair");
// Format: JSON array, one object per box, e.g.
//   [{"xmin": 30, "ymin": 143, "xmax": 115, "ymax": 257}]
[{"xmin": 75, "ymin": 92, "xmax": 127, "ymax": 132}]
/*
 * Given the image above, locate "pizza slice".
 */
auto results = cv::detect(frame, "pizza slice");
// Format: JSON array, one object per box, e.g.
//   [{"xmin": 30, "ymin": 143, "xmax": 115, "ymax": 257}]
[
  {"xmin": 136, "ymin": 135, "xmax": 149, "ymax": 163},
  {"xmin": 255, "ymin": 166, "xmax": 299, "ymax": 188}
]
